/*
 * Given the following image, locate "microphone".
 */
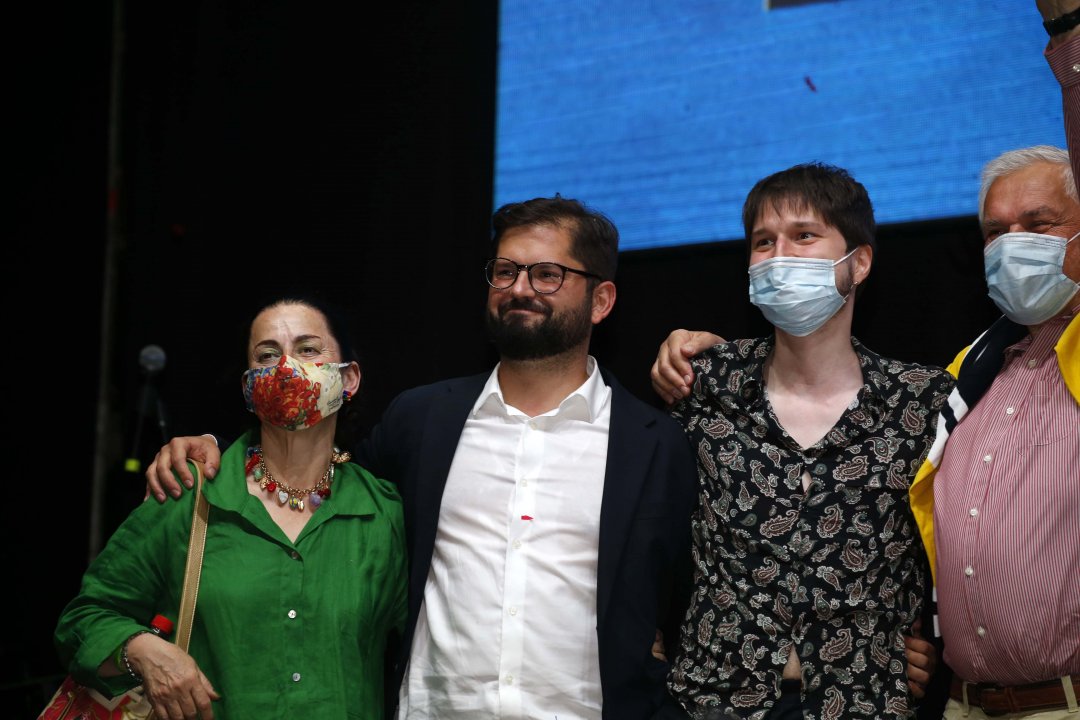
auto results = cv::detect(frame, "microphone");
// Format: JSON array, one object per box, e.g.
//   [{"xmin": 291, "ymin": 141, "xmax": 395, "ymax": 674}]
[
  {"xmin": 124, "ymin": 344, "xmax": 169, "ymax": 473},
  {"xmin": 139, "ymin": 344, "xmax": 167, "ymax": 376}
]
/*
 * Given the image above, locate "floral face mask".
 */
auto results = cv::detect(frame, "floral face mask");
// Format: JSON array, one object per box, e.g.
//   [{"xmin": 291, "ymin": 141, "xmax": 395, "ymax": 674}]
[{"xmin": 242, "ymin": 355, "xmax": 349, "ymax": 431}]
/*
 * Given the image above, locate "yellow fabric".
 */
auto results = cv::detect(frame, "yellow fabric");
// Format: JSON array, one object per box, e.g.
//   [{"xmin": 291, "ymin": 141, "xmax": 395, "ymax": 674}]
[
  {"xmin": 1057, "ymin": 314, "xmax": 1080, "ymax": 402},
  {"xmin": 910, "ymin": 314, "xmax": 1079, "ymax": 585},
  {"xmin": 910, "ymin": 347, "xmax": 968, "ymax": 585}
]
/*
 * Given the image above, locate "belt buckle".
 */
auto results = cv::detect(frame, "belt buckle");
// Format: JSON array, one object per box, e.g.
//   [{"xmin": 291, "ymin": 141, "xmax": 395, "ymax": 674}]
[{"xmin": 979, "ymin": 684, "xmax": 1013, "ymax": 717}]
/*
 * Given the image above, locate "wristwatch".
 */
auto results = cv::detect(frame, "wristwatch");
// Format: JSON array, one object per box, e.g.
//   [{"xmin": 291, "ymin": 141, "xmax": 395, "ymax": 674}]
[{"xmin": 1045, "ymin": 5, "xmax": 1080, "ymax": 36}]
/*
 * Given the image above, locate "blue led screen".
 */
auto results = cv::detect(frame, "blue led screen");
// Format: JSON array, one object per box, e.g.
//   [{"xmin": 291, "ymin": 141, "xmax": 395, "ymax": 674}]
[{"xmin": 494, "ymin": 1, "xmax": 1065, "ymax": 250}]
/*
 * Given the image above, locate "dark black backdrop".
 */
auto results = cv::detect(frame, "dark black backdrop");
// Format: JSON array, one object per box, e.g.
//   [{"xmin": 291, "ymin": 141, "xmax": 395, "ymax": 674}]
[{"xmin": 11, "ymin": 2, "xmax": 999, "ymax": 716}]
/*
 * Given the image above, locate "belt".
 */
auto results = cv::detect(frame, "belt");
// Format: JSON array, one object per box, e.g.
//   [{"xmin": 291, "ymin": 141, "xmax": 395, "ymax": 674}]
[{"xmin": 950, "ymin": 675, "xmax": 1080, "ymax": 716}]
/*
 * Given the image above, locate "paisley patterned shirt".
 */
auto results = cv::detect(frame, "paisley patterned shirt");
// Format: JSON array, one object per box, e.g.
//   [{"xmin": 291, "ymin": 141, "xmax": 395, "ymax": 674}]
[{"xmin": 668, "ymin": 336, "xmax": 953, "ymax": 720}]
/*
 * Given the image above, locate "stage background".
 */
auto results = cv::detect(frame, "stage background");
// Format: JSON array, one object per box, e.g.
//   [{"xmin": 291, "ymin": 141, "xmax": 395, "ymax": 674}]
[{"xmin": 495, "ymin": 0, "xmax": 1065, "ymax": 250}]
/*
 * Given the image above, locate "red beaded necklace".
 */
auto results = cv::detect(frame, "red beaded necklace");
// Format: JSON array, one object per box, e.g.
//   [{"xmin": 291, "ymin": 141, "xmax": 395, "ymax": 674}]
[{"xmin": 245, "ymin": 445, "xmax": 350, "ymax": 511}]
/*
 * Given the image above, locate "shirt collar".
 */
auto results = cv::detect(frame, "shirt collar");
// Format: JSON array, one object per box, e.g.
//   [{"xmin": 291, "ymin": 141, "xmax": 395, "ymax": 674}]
[
  {"xmin": 472, "ymin": 355, "xmax": 609, "ymax": 422},
  {"xmin": 721, "ymin": 335, "xmax": 890, "ymax": 415},
  {"xmin": 1004, "ymin": 306, "xmax": 1077, "ymax": 357},
  {"xmin": 849, "ymin": 337, "xmax": 898, "ymax": 408}
]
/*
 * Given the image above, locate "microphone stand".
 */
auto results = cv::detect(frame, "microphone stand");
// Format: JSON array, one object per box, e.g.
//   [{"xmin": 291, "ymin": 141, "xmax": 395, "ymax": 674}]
[
  {"xmin": 155, "ymin": 384, "xmax": 170, "ymax": 443},
  {"xmin": 124, "ymin": 371, "xmax": 169, "ymax": 472}
]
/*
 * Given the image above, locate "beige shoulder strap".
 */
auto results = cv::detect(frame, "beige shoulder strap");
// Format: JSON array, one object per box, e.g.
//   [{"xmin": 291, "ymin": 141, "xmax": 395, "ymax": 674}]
[{"xmin": 174, "ymin": 461, "xmax": 210, "ymax": 652}]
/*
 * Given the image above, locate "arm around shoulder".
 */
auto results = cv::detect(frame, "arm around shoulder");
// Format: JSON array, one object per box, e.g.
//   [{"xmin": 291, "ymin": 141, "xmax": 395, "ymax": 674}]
[{"xmin": 145, "ymin": 434, "xmax": 223, "ymax": 502}]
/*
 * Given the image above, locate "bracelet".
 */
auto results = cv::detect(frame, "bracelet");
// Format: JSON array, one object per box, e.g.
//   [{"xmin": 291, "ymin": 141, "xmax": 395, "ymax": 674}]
[
  {"xmin": 1044, "ymin": 5, "xmax": 1080, "ymax": 36},
  {"xmin": 120, "ymin": 630, "xmax": 151, "ymax": 683}
]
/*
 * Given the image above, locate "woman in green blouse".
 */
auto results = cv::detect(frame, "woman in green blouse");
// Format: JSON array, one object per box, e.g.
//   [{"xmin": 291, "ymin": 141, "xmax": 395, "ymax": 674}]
[{"xmin": 55, "ymin": 296, "xmax": 407, "ymax": 720}]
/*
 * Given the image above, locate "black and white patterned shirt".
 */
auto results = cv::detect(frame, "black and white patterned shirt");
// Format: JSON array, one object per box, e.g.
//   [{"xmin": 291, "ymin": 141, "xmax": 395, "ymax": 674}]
[{"xmin": 668, "ymin": 336, "xmax": 953, "ymax": 720}]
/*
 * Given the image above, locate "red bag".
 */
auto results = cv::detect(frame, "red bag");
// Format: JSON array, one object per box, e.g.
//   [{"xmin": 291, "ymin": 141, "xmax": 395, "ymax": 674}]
[{"xmin": 38, "ymin": 675, "xmax": 154, "ymax": 720}]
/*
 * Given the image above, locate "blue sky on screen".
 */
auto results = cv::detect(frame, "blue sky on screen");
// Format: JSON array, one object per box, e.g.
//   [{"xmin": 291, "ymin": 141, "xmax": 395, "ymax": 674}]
[{"xmin": 494, "ymin": 0, "xmax": 1065, "ymax": 250}]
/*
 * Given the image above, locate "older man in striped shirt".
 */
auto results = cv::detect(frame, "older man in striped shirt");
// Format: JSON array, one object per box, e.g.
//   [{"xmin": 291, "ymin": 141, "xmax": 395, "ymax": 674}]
[{"xmin": 908, "ymin": 6, "xmax": 1080, "ymax": 717}]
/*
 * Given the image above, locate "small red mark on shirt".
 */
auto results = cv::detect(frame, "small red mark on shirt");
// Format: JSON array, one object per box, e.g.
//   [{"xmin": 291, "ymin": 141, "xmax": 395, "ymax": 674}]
[
  {"xmin": 521, "ymin": 515, "xmax": 533, "ymax": 521},
  {"xmin": 804, "ymin": 75, "xmax": 817, "ymax": 92}
]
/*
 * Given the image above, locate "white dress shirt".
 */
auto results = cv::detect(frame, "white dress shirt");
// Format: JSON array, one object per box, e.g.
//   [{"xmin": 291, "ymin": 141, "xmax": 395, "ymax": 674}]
[{"xmin": 398, "ymin": 357, "xmax": 612, "ymax": 720}]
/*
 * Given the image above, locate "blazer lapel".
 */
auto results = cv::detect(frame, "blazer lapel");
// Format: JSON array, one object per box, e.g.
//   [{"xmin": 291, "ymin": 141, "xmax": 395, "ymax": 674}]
[{"xmin": 596, "ymin": 375, "xmax": 656, "ymax": 629}]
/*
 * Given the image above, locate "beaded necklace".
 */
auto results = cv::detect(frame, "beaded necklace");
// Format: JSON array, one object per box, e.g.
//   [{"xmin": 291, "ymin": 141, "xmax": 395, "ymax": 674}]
[{"xmin": 245, "ymin": 445, "xmax": 351, "ymax": 511}]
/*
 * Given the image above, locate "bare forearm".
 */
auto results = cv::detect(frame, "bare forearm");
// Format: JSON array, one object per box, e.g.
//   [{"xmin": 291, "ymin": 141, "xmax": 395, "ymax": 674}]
[{"xmin": 1039, "ymin": 1, "xmax": 1080, "ymax": 48}]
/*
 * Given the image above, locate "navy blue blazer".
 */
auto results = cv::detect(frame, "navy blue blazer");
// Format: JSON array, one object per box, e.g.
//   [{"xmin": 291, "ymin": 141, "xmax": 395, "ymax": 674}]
[{"xmin": 356, "ymin": 367, "xmax": 697, "ymax": 720}]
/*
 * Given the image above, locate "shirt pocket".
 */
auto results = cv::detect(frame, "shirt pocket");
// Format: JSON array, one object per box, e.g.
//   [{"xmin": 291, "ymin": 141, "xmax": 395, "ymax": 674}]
[{"xmin": 1022, "ymin": 388, "xmax": 1077, "ymax": 446}]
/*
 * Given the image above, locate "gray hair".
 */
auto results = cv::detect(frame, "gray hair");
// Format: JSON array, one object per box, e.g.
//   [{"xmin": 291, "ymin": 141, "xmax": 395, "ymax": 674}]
[{"xmin": 978, "ymin": 145, "xmax": 1077, "ymax": 226}]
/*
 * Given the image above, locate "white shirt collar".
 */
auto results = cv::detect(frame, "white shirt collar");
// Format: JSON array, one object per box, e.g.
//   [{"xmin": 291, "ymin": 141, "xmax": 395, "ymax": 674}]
[{"xmin": 472, "ymin": 356, "xmax": 609, "ymax": 422}]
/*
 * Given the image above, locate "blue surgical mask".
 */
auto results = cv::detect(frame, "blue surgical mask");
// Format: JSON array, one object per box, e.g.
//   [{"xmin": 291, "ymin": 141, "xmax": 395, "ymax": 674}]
[
  {"xmin": 748, "ymin": 248, "xmax": 857, "ymax": 337},
  {"xmin": 984, "ymin": 230, "xmax": 1080, "ymax": 326}
]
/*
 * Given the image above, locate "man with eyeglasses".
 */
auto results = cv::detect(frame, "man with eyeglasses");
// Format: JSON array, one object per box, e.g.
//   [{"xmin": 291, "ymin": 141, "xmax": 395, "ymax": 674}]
[{"xmin": 145, "ymin": 196, "xmax": 698, "ymax": 719}]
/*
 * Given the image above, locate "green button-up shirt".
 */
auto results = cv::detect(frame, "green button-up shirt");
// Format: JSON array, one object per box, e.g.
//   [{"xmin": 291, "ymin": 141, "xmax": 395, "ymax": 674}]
[{"xmin": 55, "ymin": 431, "xmax": 407, "ymax": 719}]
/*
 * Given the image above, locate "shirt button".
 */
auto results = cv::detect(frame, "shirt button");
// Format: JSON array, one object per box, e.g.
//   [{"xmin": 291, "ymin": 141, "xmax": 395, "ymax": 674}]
[
  {"xmin": 287, "ymin": 609, "xmax": 297, "ymax": 619},
  {"xmin": 509, "ymin": 606, "xmax": 518, "ymax": 616},
  {"xmin": 1028, "ymin": 358, "xmax": 1039, "ymax": 369},
  {"xmin": 964, "ymin": 566, "xmax": 974, "ymax": 577},
  {"xmin": 983, "ymin": 454, "xmax": 992, "ymax": 463},
  {"xmin": 292, "ymin": 672, "xmax": 302, "ymax": 682},
  {"xmin": 513, "ymin": 539, "xmax": 522, "ymax": 549},
  {"xmin": 1005, "ymin": 407, "xmax": 1014, "ymax": 415},
  {"xmin": 977, "ymin": 626, "xmax": 986, "ymax": 638},
  {"xmin": 528, "ymin": 420, "xmax": 537, "ymax": 429},
  {"xmin": 521, "ymin": 479, "xmax": 529, "ymax": 487},
  {"xmin": 290, "ymin": 551, "xmax": 300, "ymax": 560},
  {"xmin": 969, "ymin": 508, "xmax": 978, "ymax": 518},
  {"xmin": 504, "ymin": 674, "xmax": 514, "ymax": 685},
  {"xmin": 1073, "ymin": 63, "xmax": 1080, "ymax": 73}
]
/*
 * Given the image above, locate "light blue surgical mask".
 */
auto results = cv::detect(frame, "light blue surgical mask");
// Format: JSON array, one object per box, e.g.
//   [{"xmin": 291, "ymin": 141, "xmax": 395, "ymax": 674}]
[
  {"xmin": 748, "ymin": 248, "xmax": 857, "ymax": 337},
  {"xmin": 984, "ymin": 230, "xmax": 1080, "ymax": 326}
]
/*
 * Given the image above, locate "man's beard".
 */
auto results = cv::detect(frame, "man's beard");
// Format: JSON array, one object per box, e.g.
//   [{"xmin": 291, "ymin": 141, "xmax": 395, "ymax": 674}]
[{"xmin": 486, "ymin": 295, "xmax": 593, "ymax": 360}]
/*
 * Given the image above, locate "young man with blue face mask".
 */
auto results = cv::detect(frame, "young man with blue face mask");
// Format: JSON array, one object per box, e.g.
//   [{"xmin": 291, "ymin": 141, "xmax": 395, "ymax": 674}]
[
  {"xmin": 654, "ymin": 17, "xmax": 1080, "ymax": 713},
  {"xmin": 650, "ymin": 163, "xmax": 955, "ymax": 720},
  {"xmin": 907, "ymin": 143, "xmax": 1080, "ymax": 720}
]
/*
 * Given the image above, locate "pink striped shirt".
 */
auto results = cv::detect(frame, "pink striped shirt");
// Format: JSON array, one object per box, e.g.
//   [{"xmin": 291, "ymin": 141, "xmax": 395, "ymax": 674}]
[
  {"xmin": 934, "ymin": 313, "xmax": 1080, "ymax": 685},
  {"xmin": 1047, "ymin": 34, "xmax": 1080, "ymax": 186}
]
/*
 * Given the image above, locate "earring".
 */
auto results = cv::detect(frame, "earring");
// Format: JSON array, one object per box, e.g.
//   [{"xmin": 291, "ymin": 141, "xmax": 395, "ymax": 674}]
[{"xmin": 342, "ymin": 390, "xmax": 352, "ymax": 402}]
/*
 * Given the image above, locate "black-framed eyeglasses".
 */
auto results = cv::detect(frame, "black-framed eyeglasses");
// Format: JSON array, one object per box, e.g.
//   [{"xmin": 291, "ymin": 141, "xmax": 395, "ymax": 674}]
[{"xmin": 484, "ymin": 257, "xmax": 602, "ymax": 294}]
